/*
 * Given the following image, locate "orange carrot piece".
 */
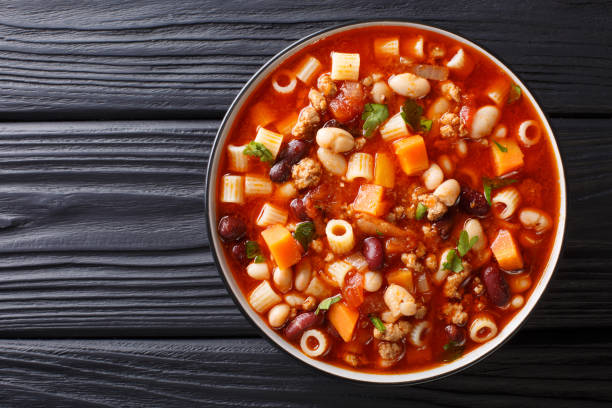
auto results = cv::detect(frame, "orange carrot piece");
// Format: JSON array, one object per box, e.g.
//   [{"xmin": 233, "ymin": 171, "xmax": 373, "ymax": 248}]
[
  {"xmin": 386, "ymin": 269, "xmax": 414, "ymax": 293},
  {"xmin": 352, "ymin": 184, "xmax": 386, "ymax": 216},
  {"xmin": 261, "ymin": 224, "xmax": 302, "ymax": 270},
  {"xmin": 374, "ymin": 152, "xmax": 395, "ymax": 188},
  {"xmin": 491, "ymin": 138, "xmax": 524, "ymax": 177},
  {"xmin": 328, "ymin": 302, "xmax": 359, "ymax": 342},
  {"xmin": 490, "ymin": 229, "xmax": 524, "ymax": 271},
  {"xmin": 392, "ymin": 136, "xmax": 429, "ymax": 176}
]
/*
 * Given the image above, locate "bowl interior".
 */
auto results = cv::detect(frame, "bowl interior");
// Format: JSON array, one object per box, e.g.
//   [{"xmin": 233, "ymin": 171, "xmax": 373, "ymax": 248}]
[{"xmin": 206, "ymin": 21, "xmax": 567, "ymax": 384}]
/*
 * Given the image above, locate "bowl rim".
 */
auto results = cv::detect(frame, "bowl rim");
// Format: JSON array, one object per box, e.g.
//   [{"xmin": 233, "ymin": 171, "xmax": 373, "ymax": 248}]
[{"xmin": 205, "ymin": 19, "xmax": 567, "ymax": 384}]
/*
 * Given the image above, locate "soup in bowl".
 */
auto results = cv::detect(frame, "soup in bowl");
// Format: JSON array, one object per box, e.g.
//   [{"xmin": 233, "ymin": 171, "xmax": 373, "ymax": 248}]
[{"xmin": 206, "ymin": 21, "xmax": 566, "ymax": 383}]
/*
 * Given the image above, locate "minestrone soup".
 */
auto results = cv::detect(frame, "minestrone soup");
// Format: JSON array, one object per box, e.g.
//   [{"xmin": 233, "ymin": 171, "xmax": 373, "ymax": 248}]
[{"xmin": 215, "ymin": 26, "xmax": 560, "ymax": 373}]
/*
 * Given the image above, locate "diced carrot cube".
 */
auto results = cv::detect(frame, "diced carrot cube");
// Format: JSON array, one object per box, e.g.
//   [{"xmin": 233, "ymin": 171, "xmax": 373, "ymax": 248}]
[
  {"xmin": 352, "ymin": 184, "xmax": 386, "ymax": 216},
  {"xmin": 250, "ymin": 101, "xmax": 277, "ymax": 127},
  {"xmin": 386, "ymin": 269, "xmax": 414, "ymax": 293},
  {"xmin": 392, "ymin": 136, "xmax": 429, "ymax": 176},
  {"xmin": 491, "ymin": 138, "xmax": 524, "ymax": 176},
  {"xmin": 261, "ymin": 224, "xmax": 302, "ymax": 270},
  {"xmin": 374, "ymin": 152, "xmax": 395, "ymax": 188},
  {"xmin": 328, "ymin": 302, "xmax": 359, "ymax": 342},
  {"xmin": 490, "ymin": 229, "xmax": 524, "ymax": 271}
]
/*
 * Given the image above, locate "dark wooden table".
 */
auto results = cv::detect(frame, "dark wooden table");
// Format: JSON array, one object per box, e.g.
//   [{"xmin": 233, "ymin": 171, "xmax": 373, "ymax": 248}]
[{"xmin": 0, "ymin": 1, "xmax": 610, "ymax": 407}]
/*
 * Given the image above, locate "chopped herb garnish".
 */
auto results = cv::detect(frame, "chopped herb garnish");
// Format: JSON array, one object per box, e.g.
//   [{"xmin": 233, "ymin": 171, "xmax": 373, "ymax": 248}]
[
  {"xmin": 415, "ymin": 203, "xmax": 428, "ymax": 220},
  {"xmin": 483, "ymin": 177, "xmax": 519, "ymax": 206},
  {"xmin": 507, "ymin": 83, "xmax": 521, "ymax": 104},
  {"xmin": 442, "ymin": 340, "xmax": 464, "ymax": 362},
  {"xmin": 420, "ymin": 117, "xmax": 433, "ymax": 132},
  {"xmin": 293, "ymin": 221, "xmax": 315, "ymax": 250},
  {"xmin": 243, "ymin": 141, "xmax": 274, "ymax": 163},
  {"xmin": 494, "ymin": 140, "xmax": 508, "ymax": 153},
  {"xmin": 369, "ymin": 315, "xmax": 386, "ymax": 332},
  {"xmin": 376, "ymin": 229, "xmax": 384, "ymax": 237},
  {"xmin": 362, "ymin": 103, "xmax": 389, "ymax": 138},
  {"xmin": 443, "ymin": 249, "xmax": 463, "ymax": 273},
  {"xmin": 400, "ymin": 99, "xmax": 424, "ymax": 131},
  {"xmin": 245, "ymin": 241, "xmax": 265, "ymax": 263},
  {"xmin": 457, "ymin": 230, "xmax": 479, "ymax": 258},
  {"xmin": 315, "ymin": 294, "xmax": 342, "ymax": 315}
]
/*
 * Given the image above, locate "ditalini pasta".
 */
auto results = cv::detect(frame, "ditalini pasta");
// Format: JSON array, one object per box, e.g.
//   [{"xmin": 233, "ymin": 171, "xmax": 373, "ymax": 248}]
[
  {"xmin": 227, "ymin": 145, "xmax": 250, "ymax": 172},
  {"xmin": 220, "ymin": 174, "xmax": 244, "ymax": 204},
  {"xmin": 330, "ymin": 52, "xmax": 360, "ymax": 81},
  {"xmin": 295, "ymin": 55, "xmax": 322, "ymax": 84},
  {"xmin": 215, "ymin": 25, "xmax": 561, "ymax": 374},
  {"xmin": 256, "ymin": 203, "xmax": 288, "ymax": 227}
]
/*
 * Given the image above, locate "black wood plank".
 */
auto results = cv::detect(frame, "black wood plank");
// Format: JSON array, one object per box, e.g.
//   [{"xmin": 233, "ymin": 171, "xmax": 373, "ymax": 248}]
[
  {"xmin": 0, "ymin": 0, "xmax": 609, "ymax": 120},
  {"xmin": 0, "ymin": 336, "xmax": 609, "ymax": 407},
  {"xmin": 0, "ymin": 119, "xmax": 608, "ymax": 337}
]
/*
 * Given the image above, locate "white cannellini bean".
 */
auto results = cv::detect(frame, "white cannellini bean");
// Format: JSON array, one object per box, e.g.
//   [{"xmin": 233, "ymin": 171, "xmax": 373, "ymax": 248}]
[
  {"xmin": 284, "ymin": 292, "xmax": 306, "ymax": 307},
  {"xmin": 371, "ymin": 81, "xmax": 392, "ymax": 104},
  {"xmin": 432, "ymin": 248, "xmax": 452, "ymax": 285},
  {"xmin": 422, "ymin": 163, "xmax": 444, "ymax": 191},
  {"xmin": 268, "ymin": 303, "xmax": 290, "ymax": 327},
  {"xmin": 438, "ymin": 154, "xmax": 454, "ymax": 176},
  {"xmin": 388, "ymin": 73, "xmax": 431, "ymax": 99},
  {"xmin": 427, "ymin": 96, "xmax": 451, "ymax": 120},
  {"xmin": 511, "ymin": 295, "xmax": 525, "ymax": 309},
  {"xmin": 246, "ymin": 262, "xmax": 270, "ymax": 280},
  {"xmin": 456, "ymin": 139, "xmax": 468, "ymax": 158},
  {"xmin": 364, "ymin": 271, "xmax": 383, "ymax": 292},
  {"xmin": 492, "ymin": 124, "xmax": 508, "ymax": 139},
  {"xmin": 492, "ymin": 187, "xmax": 521, "ymax": 220},
  {"xmin": 384, "ymin": 283, "xmax": 417, "ymax": 317},
  {"xmin": 317, "ymin": 147, "xmax": 347, "ymax": 176},
  {"xmin": 464, "ymin": 218, "xmax": 487, "ymax": 251},
  {"xmin": 519, "ymin": 207, "xmax": 552, "ymax": 233},
  {"xmin": 273, "ymin": 267, "xmax": 293, "ymax": 293},
  {"xmin": 433, "ymin": 179, "xmax": 461, "ymax": 206},
  {"xmin": 517, "ymin": 120, "xmax": 542, "ymax": 147},
  {"xmin": 294, "ymin": 258, "xmax": 312, "ymax": 292},
  {"xmin": 316, "ymin": 127, "xmax": 355, "ymax": 153},
  {"xmin": 470, "ymin": 105, "xmax": 500, "ymax": 139}
]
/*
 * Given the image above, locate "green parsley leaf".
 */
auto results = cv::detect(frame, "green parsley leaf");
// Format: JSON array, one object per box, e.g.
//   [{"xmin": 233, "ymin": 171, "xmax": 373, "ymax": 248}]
[
  {"xmin": 369, "ymin": 315, "xmax": 386, "ymax": 332},
  {"xmin": 293, "ymin": 221, "xmax": 315, "ymax": 250},
  {"xmin": 362, "ymin": 103, "xmax": 389, "ymax": 138},
  {"xmin": 245, "ymin": 241, "xmax": 265, "ymax": 263},
  {"xmin": 507, "ymin": 83, "xmax": 521, "ymax": 104},
  {"xmin": 400, "ymin": 99, "xmax": 423, "ymax": 131},
  {"xmin": 376, "ymin": 229, "xmax": 384, "ymax": 237},
  {"xmin": 415, "ymin": 203, "xmax": 428, "ymax": 220},
  {"xmin": 483, "ymin": 177, "xmax": 518, "ymax": 206},
  {"xmin": 315, "ymin": 294, "xmax": 342, "ymax": 315},
  {"xmin": 243, "ymin": 141, "xmax": 274, "ymax": 163},
  {"xmin": 442, "ymin": 249, "xmax": 463, "ymax": 273},
  {"xmin": 457, "ymin": 230, "xmax": 478, "ymax": 257},
  {"xmin": 420, "ymin": 117, "xmax": 433, "ymax": 132},
  {"xmin": 494, "ymin": 140, "xmax": 508, "ymax": 153}
]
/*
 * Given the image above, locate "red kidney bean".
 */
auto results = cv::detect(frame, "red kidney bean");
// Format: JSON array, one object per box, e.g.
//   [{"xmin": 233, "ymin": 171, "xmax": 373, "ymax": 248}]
[
  {"xmin": 231, "ymin": 240, "xmax": 248, "ymax": 265},
  {"xmin": 459, "ymin": 186, "xmax": 489, "ymax": 216},
  {"xmin": 482, "ymin": 264, "xmax": 510, "ymax": 307},
  {"xmin": 284, "ymin": 311, "xmax": 323, "ymax": 341},
  {"xmin": 278, "ymin": 139, "xmax": 310, "ymax": 165},
  {"xmin": 444, "ymin": 324, "xmax": 466, "ymax": 344},
  {"xmin": 433, "ymin": 212, "xmax": 454, "ymax": 240},
  {"xmin": 217, "ymin": 215, "xmax": 246, "ymax": 242},
  {"xmin": 269, "ymin": 159, "xmax": 291, "ymax": 182},
  {"xmin": 362, "ymin": 236, "xmax": 384, "ymax": 271},
  {"xmin": 290, "ymin": 198, "xmax": 310, "ymax": 221}
]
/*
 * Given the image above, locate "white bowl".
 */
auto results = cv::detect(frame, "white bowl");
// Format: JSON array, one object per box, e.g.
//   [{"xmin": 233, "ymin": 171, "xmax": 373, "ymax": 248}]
[{"xmin": 206, "ymin": 21, "xmax": 567, "ymax": 384}]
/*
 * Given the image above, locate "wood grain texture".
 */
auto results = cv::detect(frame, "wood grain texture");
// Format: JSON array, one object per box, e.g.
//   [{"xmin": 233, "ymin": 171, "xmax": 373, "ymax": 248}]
[
  {"xmin": 0, "ymin": 119, "xmax": 609, "ymax": 337},
  {"xmin": 0, "ymin": 0, "xmax": 610, "ymax": 120},
  {"xmin": 0, "ymin": 336, "xmax": 610, "ymax": 408}
]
